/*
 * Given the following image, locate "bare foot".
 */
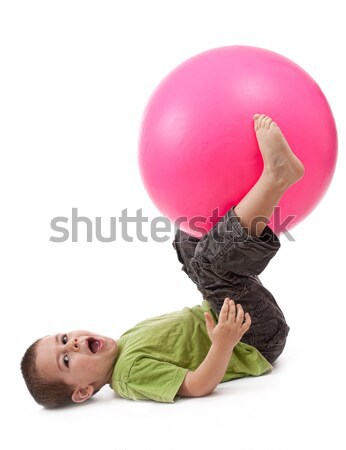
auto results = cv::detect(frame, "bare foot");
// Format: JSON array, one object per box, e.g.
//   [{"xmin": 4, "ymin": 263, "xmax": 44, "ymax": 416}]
[{"xmin": 253, "ymin": 114, "xmax": 305, "ymax": 189}]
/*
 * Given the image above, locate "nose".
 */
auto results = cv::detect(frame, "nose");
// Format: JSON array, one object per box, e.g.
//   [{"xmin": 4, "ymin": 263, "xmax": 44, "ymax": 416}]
[{"xmin": 68, "ymin": 338, "xmax": 80, "ymax": 352}]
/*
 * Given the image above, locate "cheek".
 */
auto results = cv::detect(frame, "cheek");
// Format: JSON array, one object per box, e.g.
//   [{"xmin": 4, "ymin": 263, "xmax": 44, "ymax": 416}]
[
  {"xmin": 69, "ymin": 356, "xmax": 93, "ymax": 378},
  {"xmin": 77, "ymin": 355, "xmax": 105, "ymax": 375},
  {"xmin": 80, "ymin": 356, "xmax": 96, "ymax": 370}
]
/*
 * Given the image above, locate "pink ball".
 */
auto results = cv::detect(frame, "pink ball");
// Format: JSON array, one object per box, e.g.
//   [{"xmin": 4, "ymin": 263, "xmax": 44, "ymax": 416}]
[{"xmin": 138, "ymin": 46, "xmax": 337, "ymax": 237}]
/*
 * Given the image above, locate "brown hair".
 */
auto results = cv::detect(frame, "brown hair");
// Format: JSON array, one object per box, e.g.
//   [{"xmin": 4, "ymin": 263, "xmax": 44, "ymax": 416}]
[{"xmin": 20, "ymin": 338, "xmax": 74, "ymax": 408}]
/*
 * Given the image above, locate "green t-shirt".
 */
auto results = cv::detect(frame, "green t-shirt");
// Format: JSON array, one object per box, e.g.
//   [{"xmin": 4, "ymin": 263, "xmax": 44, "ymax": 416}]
[{"xmin": 111, "ymin": 300, "xmax": 272, "ymax": 403}]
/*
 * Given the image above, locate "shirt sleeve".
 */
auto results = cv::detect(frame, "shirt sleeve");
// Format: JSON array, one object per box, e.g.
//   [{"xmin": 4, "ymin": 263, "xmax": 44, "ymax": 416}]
[{"xmin": 125, "ymin": 356, "xmax": 189, "ymax": 403}]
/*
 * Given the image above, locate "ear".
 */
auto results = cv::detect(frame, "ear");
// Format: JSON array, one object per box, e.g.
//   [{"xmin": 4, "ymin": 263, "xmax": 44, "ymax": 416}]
[{"xmin": 71, "ymin": 385, "xmax": 94, "ymax": 403}]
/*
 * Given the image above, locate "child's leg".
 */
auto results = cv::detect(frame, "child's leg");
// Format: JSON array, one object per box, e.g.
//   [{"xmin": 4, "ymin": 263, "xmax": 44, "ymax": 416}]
[
  {"xmin": 187, "ymin": 114, "xmax": 305, "ymax": 363},
  {"xmin": 187, "ymin": 114, "xmax": 305, "ymax": 279},
  {"xmin": 233, "ymin": 114, "xmax": 305, "ymax": 237}
]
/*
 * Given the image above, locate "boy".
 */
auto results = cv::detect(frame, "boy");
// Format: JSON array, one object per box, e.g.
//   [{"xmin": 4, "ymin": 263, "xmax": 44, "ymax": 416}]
[{"xmin": 21, "ymin": 114, "xmax": 304, "ymax": 407}]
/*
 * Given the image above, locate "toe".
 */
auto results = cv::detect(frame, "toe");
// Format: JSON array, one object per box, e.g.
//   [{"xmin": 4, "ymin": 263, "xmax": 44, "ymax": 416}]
[
  {"xmin": 258, "ymin": 114, "xmax": 267, "ymax": 125},
  {"xmin": 258, "ymin": 114, "xmax": 266, "ymax": 128},
  {"xmin": 253, "ymin": 114, "xmax": 261, "ymax": 131},
  {"xmin": 263, "ymin": 116, "xmax": 272, "ymax": 129}
]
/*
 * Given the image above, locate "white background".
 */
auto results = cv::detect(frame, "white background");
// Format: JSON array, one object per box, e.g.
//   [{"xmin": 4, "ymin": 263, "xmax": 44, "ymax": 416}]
[{"xmin": 1, "ymin": 1, "xmax": 345, "ymax": 449}]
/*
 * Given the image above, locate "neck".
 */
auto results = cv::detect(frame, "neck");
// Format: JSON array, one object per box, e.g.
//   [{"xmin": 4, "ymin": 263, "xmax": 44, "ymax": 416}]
[{"xmin": 107, "ymin": 339, "xmax": 119, "ymax": 385}]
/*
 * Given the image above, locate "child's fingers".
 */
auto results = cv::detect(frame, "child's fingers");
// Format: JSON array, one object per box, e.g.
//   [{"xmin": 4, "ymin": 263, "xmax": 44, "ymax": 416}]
[
  {"xmin": 228, "ymin": 299, "xmax": 236, "ymax": 321},
  {"xmin": 241, "ymin": 312, "xmax": 252, "ymax": 332},
  {"xmin": 219, "ymin": 298, "xmax": 230, "ymax": 322},
  {"xmin": 235, "ymin": 304, "xmax": 244, "ymax": 323},
  {"xmin": 204, "ymin": 312, "xmax": 215, "ymax": 334}
]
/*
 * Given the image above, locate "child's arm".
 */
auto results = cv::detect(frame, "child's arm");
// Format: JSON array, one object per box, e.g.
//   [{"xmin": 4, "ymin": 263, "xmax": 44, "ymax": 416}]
[{"xmin": 178, "ymin": 298, "xmax": 251, "ymax": 398}]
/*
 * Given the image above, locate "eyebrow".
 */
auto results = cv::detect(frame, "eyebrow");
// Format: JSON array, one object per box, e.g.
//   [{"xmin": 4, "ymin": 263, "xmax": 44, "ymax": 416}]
[{"xmin": 55, "ymin": 334, "xmax": 63, "ymax": 372}]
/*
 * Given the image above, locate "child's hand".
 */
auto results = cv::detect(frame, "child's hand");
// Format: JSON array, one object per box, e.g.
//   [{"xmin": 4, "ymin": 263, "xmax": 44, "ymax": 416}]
[{"xmin": 204, "ymin": 298, "xmax": 251, "ymax": 351}]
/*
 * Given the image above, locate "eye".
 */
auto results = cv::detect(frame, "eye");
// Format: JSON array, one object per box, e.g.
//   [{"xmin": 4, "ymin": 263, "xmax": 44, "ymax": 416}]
[
  {"xmin": 63, "ymin": 354, "xmax": 69, "ymax": 368},
  {"xmin": 62, "ymin": 334, "xmax": 68, "ymax": 345}
]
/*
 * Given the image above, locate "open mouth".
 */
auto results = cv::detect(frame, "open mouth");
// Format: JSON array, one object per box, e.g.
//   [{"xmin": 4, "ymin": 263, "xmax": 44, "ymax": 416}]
[{"xmin": 86, "ymin": 337, "xmax": 104, "ymax": 354}]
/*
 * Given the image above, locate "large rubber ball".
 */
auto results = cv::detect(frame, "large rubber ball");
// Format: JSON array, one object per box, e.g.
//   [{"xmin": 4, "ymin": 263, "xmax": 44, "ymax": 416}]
[{"xmin": 138, "ymin": 46, "xmax": 337, "ymax": 237}]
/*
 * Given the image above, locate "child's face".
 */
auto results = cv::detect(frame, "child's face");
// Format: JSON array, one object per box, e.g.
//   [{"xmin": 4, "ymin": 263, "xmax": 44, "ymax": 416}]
[{"xmin": 35, "ymin": 330, "xmax": 118, "ymax": 400}]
